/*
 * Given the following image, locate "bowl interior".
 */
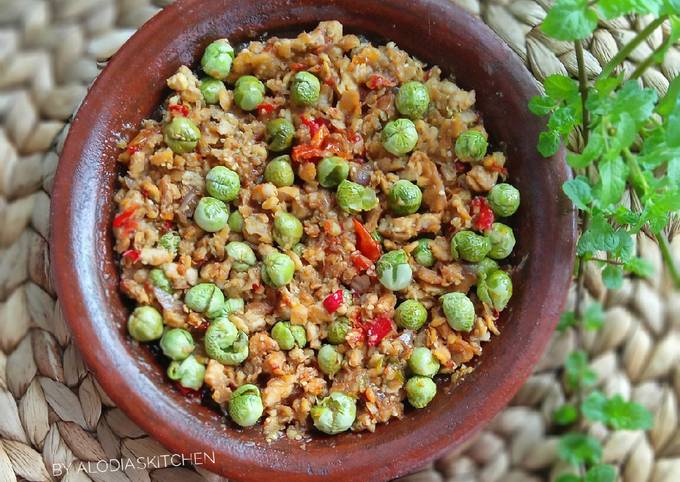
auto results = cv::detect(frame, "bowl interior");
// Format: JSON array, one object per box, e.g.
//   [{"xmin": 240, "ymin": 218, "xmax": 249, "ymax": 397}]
[{"xmin": 51, "ymin": 0, "xmax": 575, "ymax": 480}]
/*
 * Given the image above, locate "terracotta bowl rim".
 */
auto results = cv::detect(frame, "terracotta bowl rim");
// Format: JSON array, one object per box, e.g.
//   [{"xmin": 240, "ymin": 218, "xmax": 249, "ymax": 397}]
[{"xmin": 50, "ymin": 0, "xmax": 576, "ymax": 480}]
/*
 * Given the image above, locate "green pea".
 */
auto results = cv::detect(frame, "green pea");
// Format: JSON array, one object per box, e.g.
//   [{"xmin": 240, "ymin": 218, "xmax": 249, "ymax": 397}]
[
  {"xmin": 318, "ymin": 344, "xmax": 342, "ymax": 376},
  {"xmin": 455, "ymin": 130, "xmax": 488, "ymax": 163},
  {"xmin": 204, "ymin": 316, "xmax": 244, "ymax": 364},
  {"xmin": 221, "ymin": 298, "xmax": 245, "ymax": 316},
  {"xmin": 261, "ymin": 251, "xmax": 295, "ymax": 287},
  {"xmin": 336, "ymin": 180, "xmax": 378, "ymax": 214},
  {"xmin": 201, "ymin": 39, "xmax": 234, "ymax": 80},
  {"xmin": 395, "ymin": 300, "xmax": 428, "ymax": 330},
  {"xmin": 317, "ymin": 156, "xmax": 350, "ymax": 188},
  {"xmin": 234, "ymin": 76, "xmax": 265, "ymax": 111},
  {"xmin": 163, "ymin": 117, "xmax": 201, "ymax": 154},
  {"xmin": 487, "ymin": 183, "xmax": 520, "ymax": 217},
  {"xmin": 193, "ymin": 197, "xmax": 229, "ymax": 232},
  {"xmin": 228, "ymin": 384, "xmax": 264, "ymax": 427},
  {"xmin": 160, "ymin": 328, "xmax": 195, "ymax": 361},
  {"xmin": 486, "ymin": 223, "xmax": 516, "ymax": 260},
  {"xmin": 405, "ymin": 376, "xmax": 437, "ymax": 408},
  {"xmin": 473, "ymin": 257, "xmax": 499, "ymax": 278},
  {"xmin": 184, "ymin": 282, "xmax": 224, "ymax": 318},
  {"xmin": 225, "ymin": 241, "xmax": 257, "ymax": 271},
  {"xmin": 327, "ymin": 317, "xmax": 350, "ymax": 344},
  {"xmin": 159, "ymin": 231, "xmax": 181, "ymax": 255},
  {"xmin": 311, "ymin": 392, "xmax": 356, "ymax": 435},
  {"xmin": 228, "ymin": 210, "xmax": 244, "ymax": 233},
  {"xmin": 395, "ymin": 81, "xmax": 430, "ymax": 119},
  {"xmin": 451, "ymin": 230, "xmax": 491, "ymax": 263},
  {"xmin": 206, "ymin": 166, "xmax": 240, "ymax": 202},
  {"xmin": 441, "ymin": 292, "xmax": 475, "ymax": 332},
  {"xmin": 376, "ymin": 249, "xmax": 413, "ymax": 291},
  {"xmin": 127, "ymin": 306, "xmax": 163, "ymax": 342},
  {"xmin": 266, "ymin": 118, "xmax": 295, "ymax": 152},
  {"xmin": 271, "ymin": 321, "xmax": 306, "ymax": 350},
  {"xmin": 167, "ymin": 355, "xmax": 205, "ymax": 390},
  {"xmin": 149, "ymin": 269, "xmax": 173, "ymax": 293},
  {"xmin": 273, "ymin": 212, "xmax": 303, "ymax": 250},
  {"xmin": 408, "ymin": 347, "xmax": 440, "ymax": 378},
  {"xmin": 381, "ymin": 118, "xmax": 418, "ymax": 156},
  {"xmin": 388, "ymin": 179, "xmax": 422, "ymax": 216},
  {"xmin": 412, "ymin": 239, "xmax": 435, "ymax": 267},
  {"xmin": 264, "ymin": 155, "xmax": 294, "ymax": 187},
  {"xmin": 477, "ymin": 269, "xmax": 513, "ymax": 311},
  {"xmin": 292, "ymin": 243, "xmax": 305, "ymax": 257},
  {"xmin": 290, "ymin": 71, "xmax": 321, "ymax": 105},
  {"xmin": 200, "ymin": 78, "xmax": 226, "ymax": 104}
]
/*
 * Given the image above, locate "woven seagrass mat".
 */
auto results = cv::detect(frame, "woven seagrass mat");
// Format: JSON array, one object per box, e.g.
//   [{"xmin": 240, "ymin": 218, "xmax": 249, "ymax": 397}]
[{"xmin": 1, "ymin": 1, "xmax": 679, "ymax": 481}]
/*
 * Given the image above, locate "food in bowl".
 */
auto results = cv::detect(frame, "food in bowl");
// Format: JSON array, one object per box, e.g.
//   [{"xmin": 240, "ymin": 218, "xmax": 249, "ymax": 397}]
[{"xmin": 112, "ymin": 21, "xmax": 520, "ymax": 440}]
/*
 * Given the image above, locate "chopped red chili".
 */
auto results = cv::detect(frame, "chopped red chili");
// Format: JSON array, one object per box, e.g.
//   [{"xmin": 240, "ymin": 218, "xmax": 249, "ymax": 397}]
[
  {"xmin": 113, "ymin": 206, "xmax": 136, "ymax": 228},
  {"xmin": 350, "ymin": 251, "xmax": 373, "ymax": 272},
  {"xmin": 366, "ymin": 74, "xmax": 397, "ymax": 90},
  {"xmin": 454, "ymin": 161, "xmax": 468, "ymax": 174},
  {"xmin": 257, "ymin": 102, "xmax": 276, "ymax": 116},
  {"xmin": 488, "ymin": 163, "xmax": 509, "ymax": 177},
  {"xmin": 290, "ymin": 62, "xmax": 306, "ymax": 71},
  {"xmin": 163, "ymin": 220, "xmax": 174, "ymax": 232},
  {"xmin": 126, "ymin": 144, "xmax": 141, "ymax": 155},
  {"xmin": 323, "ymin": 289, "xmax": 345, "ymax": 313},
  {"xmin": 122, "ymin": 249, "xmax": 140, "ymax": 263},
  {"xmin": 301, "ymin": 116, "xmax": 330, "ymax": 138},
  {"xmin": 470, "ymin": 196, "xmax": 495, "ymax": 232},
  {"xmin": 364, "ymin": 316, "xmax": 393, "ymax": 346},
  {"xmin": 169, "ymin": 103, "xmax": 189, "ymax": 117},
  {"xmin": 352, "ymin": 219, "xmax": 381, "ymax": 262}
]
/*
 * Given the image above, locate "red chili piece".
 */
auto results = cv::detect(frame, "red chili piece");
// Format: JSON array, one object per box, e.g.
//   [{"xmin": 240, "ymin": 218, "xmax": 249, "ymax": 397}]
[
  {"xmin": 454, "ymin": 161, "xmax": 468, "ymax": 174},
  {"xmin": 290, "ymin": 63, "xmax": 306, "ymax": 71},
  {"xmin": 122, "ymin": 249, "xmax": 140, "ymax": 263},
  {"xmin": 301, "ymin": 116, "xmax": 330, "ymax": 138},
  {"xmin": 352, "ymin": 219, "xmax": 381, "ymax": 262},
  {"xmin": 471, "ymin": 196, "xmax": 495, "ymax": 232},
  {"xmin": 113, "ymin": 207, "xmax": 136, "ymax": 228},
  {"xmin": 126, "ymin": 144, "xmax": 141, "ymax": 155},
  {"xmin": 366, "ymin": 74, "xmax": 397, "ymax": 90},
  {"xmin": 257, "ymin": 102, "xmax": 276, "ymax": 116},
  {"xmin": 323, "ymin": 289, "xmax": 345, "ymax": 313},
  {"xmin": 365, "ymin": 316, "xmax": 393, "ymax": 346},
  {"xmin": 169, "ymin": 103, "xmax": 189, "ymax": 117},
  {"xmin": 350, "ymin": 251, "xmax": 373, "ymax": 272}
]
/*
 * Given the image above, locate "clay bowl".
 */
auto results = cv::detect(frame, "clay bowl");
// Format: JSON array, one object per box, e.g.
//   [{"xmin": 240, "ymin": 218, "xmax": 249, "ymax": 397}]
[{"xmin": 50, "ymin": 0, "xmax": 576, "ymax": 480}]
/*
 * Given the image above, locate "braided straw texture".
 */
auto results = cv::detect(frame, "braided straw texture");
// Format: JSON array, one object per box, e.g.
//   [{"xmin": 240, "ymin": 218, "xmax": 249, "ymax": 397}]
[{"xmin": 0, "ymin": 0, "xmax": 678, "ymax": 480}]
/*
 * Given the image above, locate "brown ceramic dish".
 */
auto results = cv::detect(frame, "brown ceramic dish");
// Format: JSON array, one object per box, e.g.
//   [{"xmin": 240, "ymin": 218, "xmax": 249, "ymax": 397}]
[{"xmin": 50, "ymin": 0, "xmax": 576, "ymax": 480}]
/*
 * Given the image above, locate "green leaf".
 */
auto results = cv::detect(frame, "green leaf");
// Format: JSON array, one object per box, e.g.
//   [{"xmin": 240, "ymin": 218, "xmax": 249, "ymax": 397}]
[
  {"xmin": 602, "ymin": 264, "xmax": 624, "ymax": 289},
  {"xmin": 556, "ymin": 474, "xmax": 583, "ymax": 482},
  {"xmin": 558, "ymin": 433, "xmax": 603, "ymax": 467},
  {"xmin": 612, "ymin": 113, "xmax": 637, "ymax": 150},
  {"xmin": 539, "ymin": 130, "xmax": 561, "ymax": 157},
  {"xmin": 558, "ymin": 311, "xmax": 578, "ymax": 331},
  {"xmin": 611, "ymin": 81, "xmax": 658, "ymax": 123},
  {"xmin": 657, "ymin": 75, "xmax": 680, "ymax": 117},
  {"xmin": 554, "ymin": 404, "xmax": 579, "ymax": 425},
  {"xmin": 581, "ymin": 391, "xmax": 608, "ymax": 422},
  {"xmin": 669, "ymin": 157, "xmax": 680, "ymax": 185},
  {"xmin": 529, "ymin": 95, "xmax": 557, "ymax": 115},
  {"xmin": 598, "ymin": 0, "xmax": 663, "ymax": 17},
  {"xmin": 549, "ymin": 107, "xmax": 578, "ymax": 134},
  {"xmin": 585, "ymin": 464, "xmax": 617, "ymax": 482},
  {"xmin": 563, "ymin": 177, "xmax": 593, "ymax": 211},
  {"xmin": 594, "ymin": 157, "xmax": 628, "ymax": 208},
  {"xmin": 565, "ymin": 351, "xmax": 597, "ymax": 390},
  {"xmin": 577, "ymin": 212, "xmax": 619, "ymax": 256},
  {"xmin": 613, "ymin": 206, "xmax": 640, "ymax": 226},
  {"xmin": 544, "ymin": 74, "xmax": 580, "ymax": 101},
  {"xmin": 666, "ymin": 97, "xmax": 680, "ymax": 148},
  {"xmin": 604, "ymin": 395, "xmax": 653, "ymax": 430},
  {"xmin": 624, "ymin": 257, "xmax": 654, "ymax": 278},
  {"xmin": 613, "ymin": 230, "xmax": 635, "ymax": 262},
  {"xmin": 568, "ymin": 133, "xmax": 605, "ymax": 169},
  {"xmin": 584, "ymin": 302, "xmax": 604, "ymax": 330},
  {"xmin": 642, "ymin": 187, "xmax": 680, "ymax": 234},
  {"xmin": 542, "ymin": 0, "xmax": 599, "ymax": 41}
]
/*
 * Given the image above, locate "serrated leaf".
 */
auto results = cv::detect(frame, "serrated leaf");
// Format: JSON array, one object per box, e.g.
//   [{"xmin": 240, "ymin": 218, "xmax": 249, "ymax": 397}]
[
  {"xmin": 542, "ymin": 0, "xmax": 599, "ymax": 41},
  {"xmin": 603, "ymin": 395, "xmax": 653, "ymax": 430},
  {"xmin": 602, "ymin": 264, "xmax": 624, "ymax": 289},
  {"xmin": 568, "ymin": 133, "xmax": 604, "ymax": 169},
  {"xmin": 584, "ymin": 302, "xmax": 604, "ymax": 330},
  {"xmin": 529, "ymin": 95, "xmax": 557, "ymax": 115},
  {"xmin": 613, "ymin": 230, "xmax": 634, "ymax": 262},
  {"xmin": 598, "ymin": 0, "xmax": 663, "ymax": 17},
  {"xmin": 624, "ymin": 257, "xmax": 654, "ymax": 278},
  {"xmin": 554, "ymin": 404, "xmax": 579, "ymax": 425},
  {"xmin": 582, "ymin": 391, "xmax": 608, "ymax": 422},
  {"xmin": 539, "ymin": 130, "xmax": 561, "ymax": 157},
  {"xmin": 565, "ymin": 351, "xmax": 597, "ymax": 390},
  {"xmin": 613, "ymin": 206, "xmax": 640, "ymax": 226},
  {"xmin": 578, "ymin": 212, "xmax": 620, "ymax": 256},
  {"xmin": 544, "ymin": 74, "xmax": 580, "ymax": 101},
  {"xmin": 550, "ymin": 106, "xmax": 578, "ymax": 134},
  {"xmin": 642, "ymin": 187, "xmax": 680, "ymax": 234},
  {"xmin": 563, "ymin": 177, "xmax": 593, "ymax": 211},
  {"xmin": 613, "ymin": 113, "xmax": 636, "ymax": 150},
  {"xmin": 585, "ymin": 464, "xmax": 616, "ymax": 482},
  {"xmin": 594, "ymin": 157, "xmax": 628, "ymax": 208},
  {"xmin": 559, "ymin": 433, "xmax": 603, "ymax": 467},
  {"xmin": 558, "ymin": 311, "xmax": 578, "ymax": 331},
  {"xmin": 611, "ymin": 81, "xmax": 658, "ymax": 123}
]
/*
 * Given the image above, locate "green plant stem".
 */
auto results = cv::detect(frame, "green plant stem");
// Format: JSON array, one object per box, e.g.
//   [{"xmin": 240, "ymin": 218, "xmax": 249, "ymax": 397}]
[
  {"xmin": 631, "ymin": 41, "xmax": 667, "ymax": 80},
  {"xmin": 575, "ymin": 40, "xmax": 589, "ymax": 144},
  {"xmin": 600, "ymin": 16, "xmax": 668, "ymax": 79},
  {"xmin": 623, "ymin": 149, "xmax": 680, "ymax": 288}
]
